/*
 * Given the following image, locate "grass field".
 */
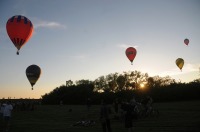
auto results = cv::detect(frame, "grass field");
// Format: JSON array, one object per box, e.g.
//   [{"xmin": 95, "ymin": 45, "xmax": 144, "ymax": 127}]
[{"xmin": 1, "ymin": 100, "xmax": 200, "ymax": 132}]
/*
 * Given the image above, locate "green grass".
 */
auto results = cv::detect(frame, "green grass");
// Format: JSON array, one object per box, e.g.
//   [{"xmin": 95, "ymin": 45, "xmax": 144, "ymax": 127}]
[{"xmin": 1, "ymin": 100, "xmax": 200, "ymax": 132}]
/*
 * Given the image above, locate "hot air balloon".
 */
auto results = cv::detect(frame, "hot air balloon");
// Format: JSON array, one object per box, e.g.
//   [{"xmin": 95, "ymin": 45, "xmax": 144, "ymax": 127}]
[
  {"xmin": 6, "ymin": 15, "xmax": 34, "ymax": 55},
  {"xmin": 126, "ymin": 47, "xmax": 137, "ymax": 65},
  {"xmin": 176, "ymin": 58, "xmax": 184, "ymax": 71},
  {"xmin": 26, "ymin": 65, "xmax": 41, "ymax": 90},
  {"xmin": 184, "ymin": 38, "xmax": 189, "ymax": 46}
]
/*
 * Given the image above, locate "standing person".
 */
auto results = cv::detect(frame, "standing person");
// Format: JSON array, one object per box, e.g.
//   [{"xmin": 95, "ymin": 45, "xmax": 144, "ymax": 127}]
[
  {"xmin": 86, "ymin": 98, "xmax": 91, "ymax": 111},
  {"xmin": 121, "ymin": 101, "xmax": 136, "ymax": 132},
  {"xmin": 142, "ymin": 96, "xmax": 153, "ymax": 117},
  {"xmin": 0, "ymin": 102, "xmax": 6, "ymax": 119},
  {"xmin": 60, "ymin": 100, "xmax": 63, "ymax": 106},
  {"xmin": 3, "ymin": 101, "xmax": 13, "ymax": 132},
  {"xmin": 86, "ymin": 98, "xmax": 92, "ymax": 120},
  {"xmin": 100, "ymin": 100, "xmax": 112, "ymax": 132},
  {"xmin": 114, "ymin": 98, "xmax": 119, "ymax": 114},
  {"xmin": 113, "ymin": 98, "xmax": 119, "ymax": 119}
]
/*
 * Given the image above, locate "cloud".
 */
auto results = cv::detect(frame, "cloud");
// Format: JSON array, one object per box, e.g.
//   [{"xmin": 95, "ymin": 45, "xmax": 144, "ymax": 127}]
[
  {"xmin": 69, "ymin": 54, "xmax": 89, "ymax": 63},
  {"xmin": 70, "ymin": 54, "xmax": 89, "ymax": 60},
  {"xmin": 73, "ymin": 55, "xmax": 87, "ymax": 59},
  {"xmin": 159, "ymin": 63, "xmax": 200, "ymax": 77},
  {"xmin": 31, "ymin": 17, "xmax": 66, "ymax": 29},
  {"xmin": 35, "ymin": 21, "xmax": 66, "ymax": 29},
  {"xmin": 117, "ymin": 44, "xmax": 138, "ymax": 49}
]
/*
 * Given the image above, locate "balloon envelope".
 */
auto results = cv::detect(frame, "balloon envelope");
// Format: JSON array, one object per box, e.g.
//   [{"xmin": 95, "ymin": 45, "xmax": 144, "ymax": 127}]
[
  {"xmin": 6, "ymin": 15, "xmax": 33, "ymax": 54},
  {"xmin": 176, "ymin": 58, "xmax": 184, "ymax": 71},
  {"xmin": 26, "ymin": 65, "xmax": 41, "ymax": 90},
  {"xmin": 184, "ymin": 38, "xmax": 189, "ymax": 46},
  {"xmin": 126, "ymin": 47, "xmax": 137, "ymax": 64}
]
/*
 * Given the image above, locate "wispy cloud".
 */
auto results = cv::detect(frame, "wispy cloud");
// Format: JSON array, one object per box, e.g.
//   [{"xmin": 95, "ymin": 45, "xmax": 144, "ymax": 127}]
[
  {"xmin": 35, "ymin": 21, "xmax": 66, "ymax": 29},
  {"xmin": 31, "ymin": 17, "xmax": 67, "ymax": 29},
  {"xmin": 117, "ymin": 44, "xmax": 138, "ymax": 49},
  {"xmin": 73, "ymin": 55, "xmax": 87, "ymax": 59},
  {"xmin": 70, "ymin": 54, "xmax": 89, "ymax": 60},
  {"xmin": 70, "ymin": 54, "xmax": 89, "ymax": 63},
  {"xmin": 159, "ymin": 63, "xmax": 200, "ymax": 77}
]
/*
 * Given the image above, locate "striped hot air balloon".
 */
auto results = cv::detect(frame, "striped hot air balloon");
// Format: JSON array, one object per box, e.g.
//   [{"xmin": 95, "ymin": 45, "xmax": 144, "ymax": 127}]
[{"xmin": 6, "ymin": 15, "xmax": 34, "ymax": 55}]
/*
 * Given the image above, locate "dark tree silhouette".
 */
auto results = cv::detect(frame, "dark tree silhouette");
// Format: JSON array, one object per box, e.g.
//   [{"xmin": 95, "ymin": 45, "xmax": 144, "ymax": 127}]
[{"xmin": 41, "ymin": 71, "xmax": 200, "ymax": 104}]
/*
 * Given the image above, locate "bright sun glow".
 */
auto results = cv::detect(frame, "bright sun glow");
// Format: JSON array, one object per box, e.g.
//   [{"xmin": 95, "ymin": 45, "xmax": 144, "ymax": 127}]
[
  {"xmin": 140, "ymin": 83, "xmax": 145, "ymax": 88},
  {"xmin": 97, "ymin": 89, "xmax": 104, "ymax": 93}
]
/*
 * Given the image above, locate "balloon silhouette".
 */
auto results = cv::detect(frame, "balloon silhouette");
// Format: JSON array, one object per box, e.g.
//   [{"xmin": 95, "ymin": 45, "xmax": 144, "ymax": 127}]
[
  {"xmin": 176, "ymin": 58, "xmax": 184, "ymax": 71},
  {"xmin": 126, "ymin": 47, "xmax": 137, "ymax": 65},
  {"xmin": 6, "ymin": 15, "xmax": 34, "ymax": 55},
  {"xmin": 184, "ymin": 38, "xmax": 189, "ymax": 46},
  {"xmin": 26, "ymin": 65, "xmax": 41, "ymax": 90}
]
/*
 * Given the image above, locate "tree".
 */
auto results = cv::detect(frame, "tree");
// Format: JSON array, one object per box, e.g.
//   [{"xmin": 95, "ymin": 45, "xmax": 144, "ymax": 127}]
[
  {"xmin": 94, "ymin": 76, "xmax": 109, "ymax": 92},
  {"xmin": 147, "ymin": 75, "xmax": 176, "ymax": 89},
  {"xmin": 106, "ymin": 73, "xmax": 118, "ymax": 92},
  {"xmin": 116, "ymin": 75, "xmax": 126, "ymax": 91},
  {"xmin": 41, "ymin": 70, "xmax": 200, "ymax": 104},
  {"xmin": 66, "ymin": 80, "xmax": 73, "ymax": 87},
  {"xmin": 124, "ymin": 71, "xmax": 149, "ymax": 90},
  {"xmin": 75, "ymin": 79, "xmax": 93, "ymax": 85}
]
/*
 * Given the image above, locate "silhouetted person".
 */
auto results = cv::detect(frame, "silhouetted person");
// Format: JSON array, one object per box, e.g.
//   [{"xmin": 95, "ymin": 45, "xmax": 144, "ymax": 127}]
[
  {"xmin": 114, "ymin": 98, "xmax": 119, "ymax": 114},
  {"xmin": 86, "ymin": 98, "xmax": 91, "ymax": 111},
  {"xmin": 121, "ymin": 100, "xmax": 136, "ymax": 132},
  {"xmin": 141, "ymin": 96, "xmax": 153, "ymax": 116},
  {"xmin": 0, "ymin": 102, "xmax": 6, "ymax": 118},
  {"xmin": 3, "ymin": 101, "xmax": 13, "ymax": 132},
  {"xmin": 100, "ymin": 100, "xmax": 112, "ymax": 132},
  {"xmin": 60, "ymin": 100, "xmax": 63, "ymax": 106}
]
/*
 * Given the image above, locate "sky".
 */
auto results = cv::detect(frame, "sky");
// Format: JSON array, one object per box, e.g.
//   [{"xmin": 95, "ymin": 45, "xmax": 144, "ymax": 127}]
[{"xmin": 0, "ymin": 0, "xmax": 200, "ymax": 99}]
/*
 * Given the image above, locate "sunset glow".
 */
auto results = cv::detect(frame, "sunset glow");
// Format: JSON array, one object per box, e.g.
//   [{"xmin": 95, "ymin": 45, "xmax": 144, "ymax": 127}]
[{"xmin": 0, "ymin": 0, "xmax": 199, "ymax": 99}]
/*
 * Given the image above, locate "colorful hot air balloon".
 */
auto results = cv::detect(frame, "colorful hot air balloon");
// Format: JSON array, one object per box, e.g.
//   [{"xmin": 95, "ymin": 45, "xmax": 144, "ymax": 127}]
[
  {"xmin": 184, "ymin": 38, "xmax": 189, "ymax": 46},
  {"xmin": 6, "ymin": 15, "xmax": 34, "ymax": 55},
  {"xmin": 125, "ymin": 47, "xmax": 137, "ymax": 65},
  {"xmin": 26, "ymin": 65, "xmax": 41, "ymax": 90},
  {"xmin": 176, "ymin": 58, "xmax": 184, "ymax": 71}
]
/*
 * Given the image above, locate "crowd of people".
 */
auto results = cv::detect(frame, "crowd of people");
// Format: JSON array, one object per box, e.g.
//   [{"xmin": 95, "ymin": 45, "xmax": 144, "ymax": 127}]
[
  {"xmin": 0, "ymin": 96, "xmax": 154, "ymax": 132},
  {"xmin": 99, "ymin": 96, "xmax": 154, "ymax": 132},
  {"xmin": 0, "ymin": 100, "xmax": 39, "ymax": 132},
  {"xmin": 69, "ymin": 96, "xmax": 154, "ymax": 132}
]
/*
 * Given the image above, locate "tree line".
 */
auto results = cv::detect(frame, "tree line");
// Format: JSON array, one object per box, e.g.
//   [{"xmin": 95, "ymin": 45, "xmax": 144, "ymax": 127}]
[{"xmin": 41, "ymin": 70, "xmax": 200, "ymax": 105}]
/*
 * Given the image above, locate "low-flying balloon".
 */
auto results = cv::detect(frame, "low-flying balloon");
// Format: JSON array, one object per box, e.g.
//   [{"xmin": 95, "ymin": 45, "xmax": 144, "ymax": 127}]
[
  {"xmin": 6, "ymin": 15, "xmax": 34, "ymax": 55},
  {"xmin": 184, "ymin": 38, "xmax": 189, "ymax": 46},
  {"xmin": 176, "ymin": 58, "xmax": 184, "ymax": 71},
  {"xmin": 125, "ymin": 47, "xmax": 137, "ymax": 65},
  {"xmin": 26, "ymin": 65, "xmax": 41, "ymax": 90}
]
